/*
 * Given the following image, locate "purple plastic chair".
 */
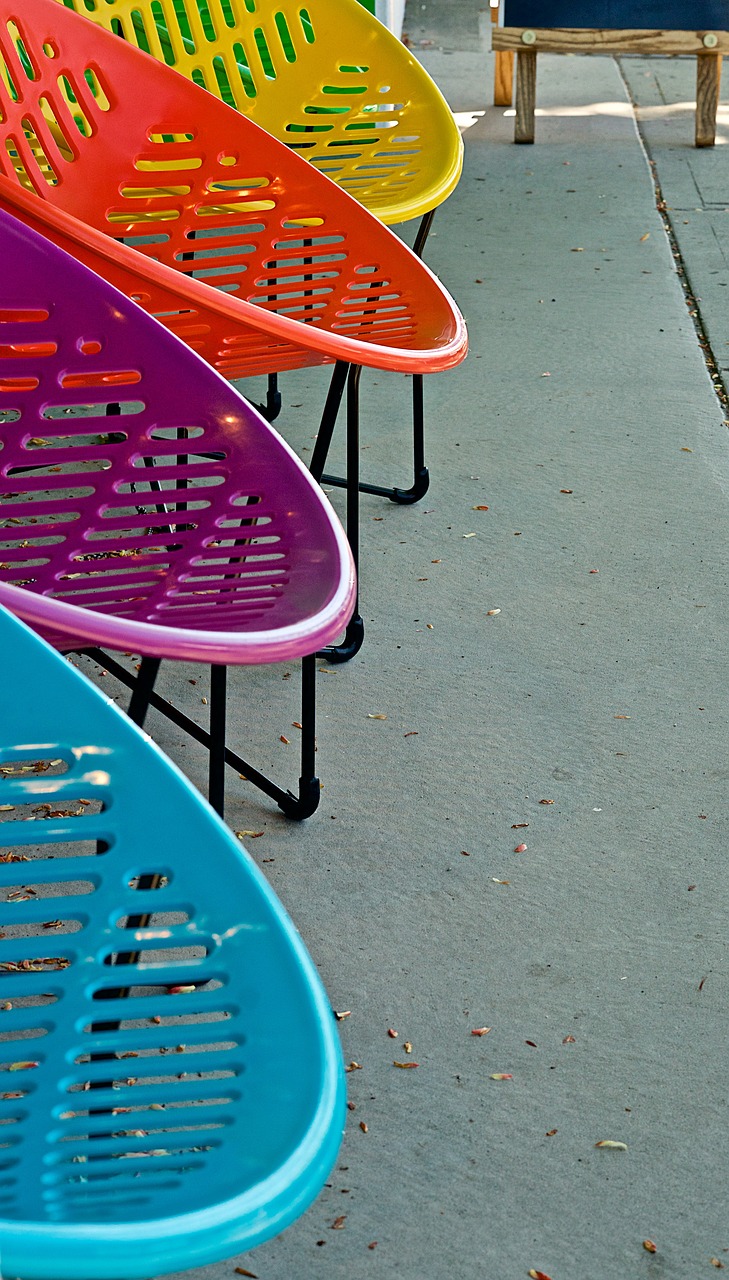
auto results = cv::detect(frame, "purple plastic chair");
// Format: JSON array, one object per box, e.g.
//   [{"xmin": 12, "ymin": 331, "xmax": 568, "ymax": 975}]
[{"xmin": 0, "ymin": 208, "xmax": 355, "ymax": 819}]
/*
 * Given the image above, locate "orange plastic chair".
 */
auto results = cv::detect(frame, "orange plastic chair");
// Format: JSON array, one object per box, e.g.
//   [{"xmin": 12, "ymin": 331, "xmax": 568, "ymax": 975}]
[
  {"xmin": 0, "ymin": 0, "xmax": 466, "ymax": 657},
  {"xmin": 53, "ymin": 0, "xmax": 465, "ymax": 498}
]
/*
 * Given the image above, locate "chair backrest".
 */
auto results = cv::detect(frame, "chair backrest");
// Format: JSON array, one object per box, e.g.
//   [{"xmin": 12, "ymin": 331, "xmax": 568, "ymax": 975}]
[
  {"xmin": 0, "ymin": 603, "xmax": 345, "ymax": 1280},
  {"xmin": 0, "ymin": 205, "xmax": 355, "ymax": 663},
  {"xmin": 0, "ymin": 0, "xmax": 467, "ymax": 381},
  {"xmin": 53, "ymin": 0, "xmax": 464, "ymax": 226}
]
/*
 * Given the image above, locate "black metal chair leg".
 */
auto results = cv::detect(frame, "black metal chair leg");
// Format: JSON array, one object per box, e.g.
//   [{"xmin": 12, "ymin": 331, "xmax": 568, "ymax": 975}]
[
  {"xmin": 277, "ymin": 654, "xmax": 320, "ymax": 819},
  {"xmin": 320, "ymin": 364, "xmax": 430, "ymax": 505},
  {"xmin": 80, "ymin": 648, "xmax": 324, "ymax": 820},
  {"xmin": 387, "ymin": 371, "xmax": 430, "ymax": 505},
  {"xmin": 316, "ymin": 210, "xmax": 437, "ymax": 503},
  {"xmin": 209, "ymin": 664, "xmax": 227, "ymax": 817},
  {"xmin": 309, "ymin": 360, "xmax": 349, "ymax": 482},
  {"xmin": 318, "ymin": 365, "xmax": 364, "ymax": 664},
  {"xmin": 251, "ymin": 372, "xmax": 283, "ymax": 423},
  {"xmin": 413, "ymin": 207, "xmax": 437, "ymax": 260},
  {"xmin": 127, "ymin": 656, "xmax": 161, "ymax": 728}
]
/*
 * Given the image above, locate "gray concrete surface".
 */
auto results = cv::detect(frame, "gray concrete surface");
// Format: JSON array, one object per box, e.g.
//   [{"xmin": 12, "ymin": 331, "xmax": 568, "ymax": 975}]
[{"xmin": 81, "ymin": 11, "xmax": 729, "ymax": 1279}]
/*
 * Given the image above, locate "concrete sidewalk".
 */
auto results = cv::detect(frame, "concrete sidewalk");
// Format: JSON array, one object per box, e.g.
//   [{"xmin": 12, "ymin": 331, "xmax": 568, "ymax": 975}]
[{"xmin": 129, "ymin": 14, "xmax": 728, "ymax": 1280}]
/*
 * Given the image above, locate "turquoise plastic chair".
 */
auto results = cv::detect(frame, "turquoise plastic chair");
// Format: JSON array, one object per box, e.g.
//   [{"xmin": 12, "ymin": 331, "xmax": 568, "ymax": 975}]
[{"xmin": 0, "ymin": 605, "xmax": 345, "ymax": 1279}]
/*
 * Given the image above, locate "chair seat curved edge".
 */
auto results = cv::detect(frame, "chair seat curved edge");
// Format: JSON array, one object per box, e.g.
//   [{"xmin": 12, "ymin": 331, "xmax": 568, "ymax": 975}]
[
  {"xmin": 0, "ymin": 174, "xmax": 467, "ymax": 377},
  {"xmin": 0, "ymin": 603, "xmax": 346, "ymax": 1280}
]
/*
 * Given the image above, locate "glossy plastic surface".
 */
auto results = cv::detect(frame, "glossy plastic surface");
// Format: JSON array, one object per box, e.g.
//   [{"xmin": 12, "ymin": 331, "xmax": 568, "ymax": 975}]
[
  {"xmin": 0, "ymin": 207, "xmax": 355, "ymax": 662},
  {"xmin": 0, "ymin": 604, "xmax": 345, "ymax": 1279},
  {"xmin": 0, "ymin": 0, "xmax": 467, "ymax": 378},
  {"xmin": 55, "ymin": 0, "xmax": 464, "ymax": 226}
]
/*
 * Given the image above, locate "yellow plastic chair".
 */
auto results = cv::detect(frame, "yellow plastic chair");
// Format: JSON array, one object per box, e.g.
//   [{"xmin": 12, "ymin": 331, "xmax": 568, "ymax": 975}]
[
  {"xmin": 55, "ymin": 0, "xmax": 463, "ymax": 237},
  {"xmin": 55, "ymin": 0, "xmax": 464, "ymax": 501}
]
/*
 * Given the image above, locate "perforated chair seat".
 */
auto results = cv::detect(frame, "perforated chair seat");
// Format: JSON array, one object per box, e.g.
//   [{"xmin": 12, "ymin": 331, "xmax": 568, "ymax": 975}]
[
  {"xmin": 0, "ymin": 0, "xmax": 466, "ymax": 663},
  {"xmin": 0, "ymin": 206, "xmax": 355, "ymax": 817},
  {"xmin": 55, "ymin": 0, "xmax": 464, "ymax": 228},
  {"xmin": 0, "ymin": 0, "xmax": 466, "ymax": 379},
  {"xmin": 0, "ymin": 604, "xmax": 345, "ymax": 1280}
]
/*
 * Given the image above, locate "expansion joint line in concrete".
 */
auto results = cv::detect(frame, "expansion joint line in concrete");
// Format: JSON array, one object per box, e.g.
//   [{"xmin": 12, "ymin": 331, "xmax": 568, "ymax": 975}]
[{"xmin": 617, "ymin": 57, "xmax": 729, "ymax": 428}]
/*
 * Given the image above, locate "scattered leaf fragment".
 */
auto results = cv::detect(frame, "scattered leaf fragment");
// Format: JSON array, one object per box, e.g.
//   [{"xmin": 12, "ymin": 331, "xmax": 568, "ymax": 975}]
[
  {"xmin": 461, "ymin": 849, "xmax": 471, "ymax": 856},
  {"xmin": 367, "ymin": 713, "xmax": 387, "ymax": 720},
  {"xmin": 562, "ymin": 1035, "xmax": 576, "ymax": 1044},
  {"xmin": 589, "ymin": 568, "xmax": 599, "ymax": 573},
  {"xmin": 359, "ymin": 1121, "xmax": 368, "ymax": 1133},
  {"xmin": 681, "ymin": 447, "xmax": 693, "ymax": 453},
  {"xmin": 345, "ymin": 1062, "xmax": 362, "ymax": 1073},
  {"xmin": 472, "ymin": 504, "xmax": 489, "ymax": 510},
  {"xmin": 279, "ymin": 735, "xmax": 290, "ymax": 745},
  {"xmin": 0, "ymin": 804, "xmax": 14, "ymax": 812},
  {"xmin": 710, "ymin": 1259, "xmax": 725, "ymax": 1268},
  {"xmin": 387, "ymin": 1028, "xmax": 398, "ymax": 1038},
  {"xmin": 528, "ymin": 1271, "xmax": 553, "ymax": 1280},
  {"xmin": 614, "ymin": 714, "xmax": 631, "ymax": 720},
  {"xmin": 9, "ymin": 1061, "xmax": 38, "ymax": 1071},
  {"xmin": 642, "ymin": 1241, "xmax": 657, "ymax": 1254},
  {"xmin": 235, "ymin": 1269, "xmax": 258, "ymax": 1278},
  {"xmin": 560, "ymin": 488, "xmax": 573, "ymax": 494},
  {"xmin": 699, "ymin": 975, "xmax": 708, "ymax": 991},
  {"xmin": 595, "ymin": 1140, "xmax": 627, "ymax": 1150},
  {"xmin": 490, "ymin": 1073, "xmax": 512, "ymax": 1080},
  {"xmin": 525, "ymin": 1040, "xmax": 537, "ymax": 1048},
  {"xmin": 512, "ymin": 822, "xmax": 529, "ymax": 829},
  {"xmin": 334, "ymin": 1010, "xmax": 351, "ymax": 1021},
  {"xmin": 393, "ymin": 1061, "xmax": 419, "ymax": 1069},
  {"xmin": 514, "ymin": 843, "xmax": 527, "ymax": 853},
  {"xmin": 486, "ymin": 608, "xmax": 501, "ymax": 616},
  {"xmin": 235, "ymin": 830, "xmax": 264, "ymax": 840},
  {"xmin": 491, "ymin": 878, "xmax": 510, "ymax": 885},
  {"xmin": 292, "ymin": 721, "xmax": 302, "ymax": 729},
  {"xmin": 545, "ymin": 1129, "xmax": 558, "ymax": 1137},
  {"xmin": 539, "ymin": 799, "xmax": 554, "ymax": 805},
  {"xmin": 331, "ymin": 1215, "xmax": 347, "ymax": 1230},
  {"xmin": 403, "ymin": 1042, "xmax": 413, "ymax": 1054},
  {"xmin": 462, "ymin": 532, "xmax": 476, "ymax": 539},
  {"xmin": 471, "ymin": 1027, "xmax": 491, "ymax": 1036},
  {"xmin": 571, "ymin": 246, "xmax": 584, "ymax": 251},
  {"xmin": 404, "ymin": 730, "xmax": 418, "ymax": 738},
  {"xmin": 368, "ymin": 1242, "xmax": 377, "ymax": 1250},
  {"xmin": 640, "ymin": 232, "xmax": 650, "ymax": 241},
  {"xmin": 688, "ymin": 884, "xmax": 697, "ymax": 892}
]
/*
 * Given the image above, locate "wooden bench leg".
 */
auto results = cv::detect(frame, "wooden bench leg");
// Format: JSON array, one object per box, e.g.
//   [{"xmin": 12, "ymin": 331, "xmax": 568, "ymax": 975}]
[
  {"xmin": 515, "ymin": 48, "xmax": 537, "ymax": 143},
  {"xmin": 494, "ymin": 49, "xmax": 515, "ymax": 105},
  {"xmin": 696, "ymin": 53, "xmax": 722, "ymax": 147}
]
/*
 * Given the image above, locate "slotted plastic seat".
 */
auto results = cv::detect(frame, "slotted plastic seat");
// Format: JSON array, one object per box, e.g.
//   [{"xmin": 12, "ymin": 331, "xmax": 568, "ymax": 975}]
[
  {"xmin": 53, "ymin": 0, "xmax": 465, "ymax": 500},
  {"xmin": 54, "ymin": 0, "xmax": 464, "ymax": 232},
  {"xmin": 0, "ymin": 604, "xmax": 345, "ymax": 1280},
  {"xmin": 0, "ymin": 206, "xmax": 356, "ymax": 818},
  {"xmin": 0, "ymin": 0, "xmax": 467, "ymax": 655}
]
